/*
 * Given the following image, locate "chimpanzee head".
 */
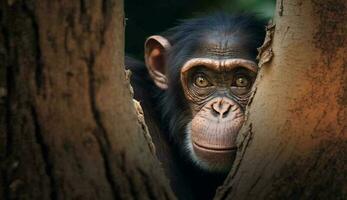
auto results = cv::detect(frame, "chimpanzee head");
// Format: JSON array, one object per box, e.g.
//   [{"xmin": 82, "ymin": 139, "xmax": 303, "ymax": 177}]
[{"xmin": 144, "ymin": 13, "xmax": 265, "ymax": 172}]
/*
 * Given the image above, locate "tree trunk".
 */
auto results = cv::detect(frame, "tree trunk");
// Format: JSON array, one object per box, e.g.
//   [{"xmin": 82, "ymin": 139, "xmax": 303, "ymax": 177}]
[
  {"xmin": 0, "ymin": 0, "xmax": 174, "ymax": 199},
  {"xmin": 215, "ymin": 0, "xmax": 347, "ymax": 199}
]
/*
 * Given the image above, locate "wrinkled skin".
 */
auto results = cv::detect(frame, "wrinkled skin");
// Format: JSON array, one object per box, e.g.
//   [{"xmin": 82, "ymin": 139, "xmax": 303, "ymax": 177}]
[{"xmin": 180, "ymin": 58, "xmax": 257, "ymax": 171}]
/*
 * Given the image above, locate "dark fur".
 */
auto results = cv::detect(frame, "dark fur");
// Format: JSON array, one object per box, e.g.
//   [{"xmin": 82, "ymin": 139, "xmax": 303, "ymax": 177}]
[{"xmin": 126, "ymin": 13, "xmax": 265, "ymax": 200}]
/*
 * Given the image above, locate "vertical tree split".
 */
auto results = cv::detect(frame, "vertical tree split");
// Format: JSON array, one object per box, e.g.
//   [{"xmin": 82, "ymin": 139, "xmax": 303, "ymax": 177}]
[
  {"xmin": 0, "ymin": 0, "xmax": 174, "ymax": 199},
  {"xmin": 215, "ymin": 0, "xmax": 347, "ymax": 199}
]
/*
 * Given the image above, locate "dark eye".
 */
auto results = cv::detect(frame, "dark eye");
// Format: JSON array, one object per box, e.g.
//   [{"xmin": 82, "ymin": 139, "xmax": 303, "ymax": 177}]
[
  {"xmin": 234, "ymin": 75, "xmax": 250, "ymax": 87},
  {"xmin": 194, "ymin": 74, "xmax": 210, "ymax": 88}
]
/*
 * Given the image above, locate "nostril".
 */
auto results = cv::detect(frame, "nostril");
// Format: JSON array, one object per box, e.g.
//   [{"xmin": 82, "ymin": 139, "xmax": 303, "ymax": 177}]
[
  {"xmin": 221, "ymin": 104, "xmax": 231, "ymax": 118},
  {"xmin": 211, "ymin": 104, "xmax": 220, "ymax": 117},
  {"xmin": 222, "ymin": 106, "xmax": 231, "ymax": 118}
]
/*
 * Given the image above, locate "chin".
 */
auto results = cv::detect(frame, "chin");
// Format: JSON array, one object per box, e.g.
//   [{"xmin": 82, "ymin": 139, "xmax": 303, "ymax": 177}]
[{"xmin": 184, "ymin": 123, "xmax": 237, "ymax": 173}]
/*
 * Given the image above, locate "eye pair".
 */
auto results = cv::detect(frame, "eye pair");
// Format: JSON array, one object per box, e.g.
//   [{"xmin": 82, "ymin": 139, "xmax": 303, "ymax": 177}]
[{"xmin": 193, "ymin": 73, "xmax": 250, "ymax": 88}]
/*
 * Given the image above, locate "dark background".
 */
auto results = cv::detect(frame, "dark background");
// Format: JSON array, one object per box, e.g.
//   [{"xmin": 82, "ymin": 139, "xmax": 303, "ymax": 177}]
[{"xmin": 125, "ymin": 0, "xmax": 276, "ymax": 58}]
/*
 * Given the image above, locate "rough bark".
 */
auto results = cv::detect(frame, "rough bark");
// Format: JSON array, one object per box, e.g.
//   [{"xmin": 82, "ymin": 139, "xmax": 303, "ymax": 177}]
[
  {"xmin": 0, "ymin": 0, "xmax": 174, "ymax": 199},
  {"xmin": 215, "ymin": 0, "xmax": 347, "ymax": 199}
]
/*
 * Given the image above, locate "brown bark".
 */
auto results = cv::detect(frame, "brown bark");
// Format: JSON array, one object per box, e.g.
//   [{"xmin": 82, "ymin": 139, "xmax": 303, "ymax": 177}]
[
  {"xmin": 215, "ymin": 0, "xmax": 347, "ymax": 199},
  {"xmin": 0, "ymin": 0, "xmax": 174, "ymax": 199}
]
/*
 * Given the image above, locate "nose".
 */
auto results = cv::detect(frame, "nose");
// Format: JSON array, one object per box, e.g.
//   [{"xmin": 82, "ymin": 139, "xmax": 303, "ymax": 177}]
[{"xmin": 211, "ymin": 99, "xmax": 232, "ymax": 119}]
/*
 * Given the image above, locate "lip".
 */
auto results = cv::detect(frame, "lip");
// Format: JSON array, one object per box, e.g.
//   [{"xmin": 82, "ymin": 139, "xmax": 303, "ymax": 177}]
[{"xmin": 193, "ymin": 141, "xmax": 237, "ymax": 152}]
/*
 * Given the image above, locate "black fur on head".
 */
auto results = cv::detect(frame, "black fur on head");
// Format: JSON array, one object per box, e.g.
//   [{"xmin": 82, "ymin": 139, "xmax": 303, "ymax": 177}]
[{"xmin": 159, "ymin": 12, "xmax": 265, "ymax": 146}]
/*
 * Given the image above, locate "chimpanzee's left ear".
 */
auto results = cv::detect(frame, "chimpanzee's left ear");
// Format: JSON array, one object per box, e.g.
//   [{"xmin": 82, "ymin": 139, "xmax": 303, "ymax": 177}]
[{"xmin": 144, "ymin": 35, "xmax": 171, "ymax": 90}]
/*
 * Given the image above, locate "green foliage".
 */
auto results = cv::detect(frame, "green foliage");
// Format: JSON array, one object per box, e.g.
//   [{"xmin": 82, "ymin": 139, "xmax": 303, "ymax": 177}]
[
  {"xmin": 125, "ymin": 0, "xmax": 276, "ymax": 57},
  {"xmin": 188, "ymin": 0, "xmax": 275, "ymax": 19}
]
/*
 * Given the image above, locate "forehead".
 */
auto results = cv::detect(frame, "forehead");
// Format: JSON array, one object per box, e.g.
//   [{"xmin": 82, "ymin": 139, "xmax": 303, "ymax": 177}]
[{"xmin": 193, "ymin": 31, "xmax": 254, "ymax": 60}]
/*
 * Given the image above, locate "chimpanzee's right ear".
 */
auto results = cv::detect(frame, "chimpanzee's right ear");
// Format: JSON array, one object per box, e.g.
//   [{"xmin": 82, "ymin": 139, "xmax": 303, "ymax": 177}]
[{"xmin": 144, "ymin": 35, "xmax": 171, "ymax": 90}]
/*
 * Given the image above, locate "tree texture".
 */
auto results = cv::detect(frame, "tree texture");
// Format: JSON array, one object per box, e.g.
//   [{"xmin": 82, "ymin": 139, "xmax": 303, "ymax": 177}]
[{"xmin": 0, "ymin": 0, "xmax": 174, "ymax": 199}]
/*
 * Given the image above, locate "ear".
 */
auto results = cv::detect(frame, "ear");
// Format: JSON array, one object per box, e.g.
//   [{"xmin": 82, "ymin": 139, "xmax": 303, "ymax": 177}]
[{"xmin": 144, "ymin": 35, "xmax": 171, "ymax": 90}]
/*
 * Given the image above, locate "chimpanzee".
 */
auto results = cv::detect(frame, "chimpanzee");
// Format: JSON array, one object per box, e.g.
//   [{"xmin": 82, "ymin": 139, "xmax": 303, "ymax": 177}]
[{"xmin": 126, "ymin": 13, "xmax": 265, "ymax": 200}]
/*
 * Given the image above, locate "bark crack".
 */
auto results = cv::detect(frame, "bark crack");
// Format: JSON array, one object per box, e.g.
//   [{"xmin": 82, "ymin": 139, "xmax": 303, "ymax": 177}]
[
  {"xmin": 234, "ymin": 124, "xmax": 254, "ymax": 174},
  {"xmin": 279, "ymin": 0, "xmax": 284, "ymax": 16},
  {"xmin": 125, "ymin": 169, "xmax": 139, "ymax": 200},
  {"xmin": 137, "ymin": 167, "xmax": 157, "ymax": 200},
  {"xmin": 118, "ymin": 151, "xmax": 139, "ymax": 200},
  {"xmin": 3, "ymin": 13, "xmax": 13, "ymax": 199},
  {"xmin": 85, "ymin": 52, "xmax": 120, "ymax": 200},
  {"xmin": 133, "ymin": 99, "xmax": 156, "ymax": 155},
  {"xmin": 4, "ymin": 58, "xmax": 12, "ymax": 200},
  {"xmin": 216, "ymin": 123, "xmax": 254, "ymax": 200},
  {"xmin": 257, "ymin": 22, "xmax": 275, "ymax": 68},
  {"xmin": 3, "ymin": 56, "xmax": 11, "ymax": 200},
  {"xmin": 31, "ymin": 106, "xmax": 57, "ymax": 200},
  {"xmin": 21, "ymin": 2, "xmax": 44, "ymax": 92}
]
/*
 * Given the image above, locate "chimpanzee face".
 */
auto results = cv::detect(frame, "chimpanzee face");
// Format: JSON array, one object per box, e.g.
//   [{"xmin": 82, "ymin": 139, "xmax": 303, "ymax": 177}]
[
  {"xmin": 180, "ymin": 58, "xmax": 257, "ymax": 171},
  {"xmin": 143, "ymin": 15, "xmax": 263, "ymax": 172}
]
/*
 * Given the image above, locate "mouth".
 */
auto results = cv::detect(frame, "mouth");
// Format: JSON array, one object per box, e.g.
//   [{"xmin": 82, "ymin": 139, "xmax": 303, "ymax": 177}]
[
  {"xmin": 191, "ymin": 140, "xmax": 237, "ymax": 172},
  {"xmin": 193, "ymin": 141, "xmax": 237, "ymax": 153}
]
